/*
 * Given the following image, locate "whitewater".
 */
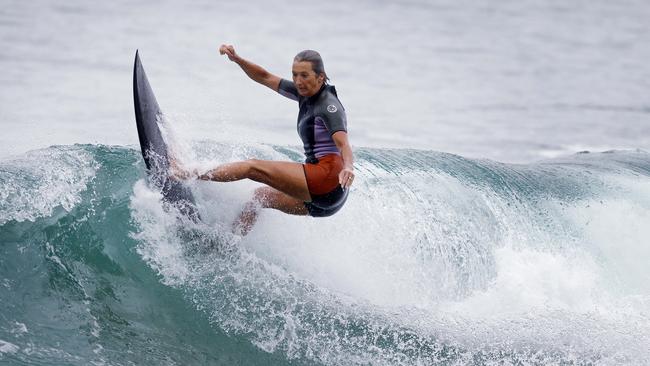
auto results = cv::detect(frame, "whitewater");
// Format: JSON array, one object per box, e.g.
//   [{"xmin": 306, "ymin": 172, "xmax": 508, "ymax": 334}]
[{"xmin": 1, "ymin": 143, "xmax": 649, "ymax": 365}]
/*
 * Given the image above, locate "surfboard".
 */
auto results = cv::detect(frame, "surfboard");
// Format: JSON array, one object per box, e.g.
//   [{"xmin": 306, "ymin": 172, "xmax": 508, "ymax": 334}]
[{"xmin": 132, "ymin": 50, "xmax": 199, "ymax": 220}]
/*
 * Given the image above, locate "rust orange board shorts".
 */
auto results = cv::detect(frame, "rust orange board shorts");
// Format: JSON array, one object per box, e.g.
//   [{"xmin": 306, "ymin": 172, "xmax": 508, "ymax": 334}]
[{"xmin": 302, "ymin": 154, "xmax": 349, "ymax": 217}]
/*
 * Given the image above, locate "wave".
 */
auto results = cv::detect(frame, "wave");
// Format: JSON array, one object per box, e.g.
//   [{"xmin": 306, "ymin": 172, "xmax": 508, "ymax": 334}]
[{"xmin": 1, "ymin": 144, "xmax": 649, "ymax": 365}]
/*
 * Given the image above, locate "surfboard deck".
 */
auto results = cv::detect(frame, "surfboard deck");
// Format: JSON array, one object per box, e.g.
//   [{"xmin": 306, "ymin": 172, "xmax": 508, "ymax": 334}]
[{"xmin": 133, "ymin": 50, "xmax": 199, "ymax": 221}]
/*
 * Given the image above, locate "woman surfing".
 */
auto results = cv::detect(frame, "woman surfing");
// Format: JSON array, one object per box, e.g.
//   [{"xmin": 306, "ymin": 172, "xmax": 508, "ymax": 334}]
[{"xmin": 172, "ymin": 45, "xmax": 354, "ymax": 235}]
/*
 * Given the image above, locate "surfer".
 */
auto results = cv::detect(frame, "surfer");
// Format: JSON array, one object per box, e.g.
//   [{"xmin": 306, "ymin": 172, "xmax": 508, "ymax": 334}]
[{"xmin": 172, "ymin": 45, "xmax": 354, "ymax": 235}]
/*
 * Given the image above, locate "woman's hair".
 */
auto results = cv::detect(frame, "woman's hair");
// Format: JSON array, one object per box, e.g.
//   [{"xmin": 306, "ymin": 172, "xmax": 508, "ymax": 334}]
[{"xmin": 294, "ymin": 50, "xmax": 329, "ymax": 83}]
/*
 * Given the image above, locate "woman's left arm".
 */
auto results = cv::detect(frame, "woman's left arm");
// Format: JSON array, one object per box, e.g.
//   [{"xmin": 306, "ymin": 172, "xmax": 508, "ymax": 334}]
[{"xmin": 332, "ymin": 131, "xmax": 355, "ymax": 189}]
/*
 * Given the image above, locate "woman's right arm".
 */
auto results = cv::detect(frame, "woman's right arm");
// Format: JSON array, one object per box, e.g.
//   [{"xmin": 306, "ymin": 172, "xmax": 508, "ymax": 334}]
[{"xmin": 219, "ymin": 44, "xmax": 281, "ymax": 91}]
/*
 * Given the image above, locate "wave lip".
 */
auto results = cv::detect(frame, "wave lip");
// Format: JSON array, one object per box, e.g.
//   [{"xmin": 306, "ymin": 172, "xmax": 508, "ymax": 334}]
[
  {"xmin": 0, "ymin": 145, "xmax": 98, "ymax": 225},
  {"xmin": 133, "ymin": 144, "xmax": 650, "ymax": 365},
  {"xmin": 2, "ymin": 144, "xmax": 649, "ymax": 365}
]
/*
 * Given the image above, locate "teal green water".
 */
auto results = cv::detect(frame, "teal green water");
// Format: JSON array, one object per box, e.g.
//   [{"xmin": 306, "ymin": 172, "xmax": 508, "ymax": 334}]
[
  {"xmin": 1, "ymin": 145, "xmax": 649, "ymax": 365},
  {"xmin": 0, "ymin": 146, "xmax": 307, "ymax": 365}
]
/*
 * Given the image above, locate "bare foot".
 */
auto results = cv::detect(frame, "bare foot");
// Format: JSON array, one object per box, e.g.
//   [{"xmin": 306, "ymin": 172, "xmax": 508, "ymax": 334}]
[{"xmin": 168, "ymin": 157, "xmax": 192, "ymax": 180}]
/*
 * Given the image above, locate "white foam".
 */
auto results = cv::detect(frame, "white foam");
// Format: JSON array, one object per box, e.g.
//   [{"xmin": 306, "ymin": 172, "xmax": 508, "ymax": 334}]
[
  {"xmin": 129, "ymin": 140, "xmax": 650, "ymax": 363},
  {"xmin": 446, "ymin": 246, "xmax": 601, "ymax": 317},
  {"xmin": 11, "ymin": 322, "xmax": 28, "ymax": 335},
  {"xmin": 564, "ymin": 180, "xmax": 650, "ymax": 298},
  {"xmin": 130, "ymin": 179, "xmax": 193, "ymax": 285},
  {"xmin": 0, "ymin": 146, "xmax": 98, "ymax": 224},
  {"xmin": 0, "ymin": 340, "xmax": 19, "ymax": 355}
]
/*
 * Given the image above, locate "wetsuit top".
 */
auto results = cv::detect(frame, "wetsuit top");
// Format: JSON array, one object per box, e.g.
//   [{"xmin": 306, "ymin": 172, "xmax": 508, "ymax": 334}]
[{"xmin": 277, "ymin": 79, "xmax": 347, "ymax": 164}]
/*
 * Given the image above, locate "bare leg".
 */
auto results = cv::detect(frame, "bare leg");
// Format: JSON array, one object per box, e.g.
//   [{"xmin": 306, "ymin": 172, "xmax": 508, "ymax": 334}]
[
  {"xmin": 200, "ymin": 159, "xmax": 311, "ymax": 202},
  {"xmin": 234, "ymin": 186, "xmax": 309, "ymax": 236},
  {"xmin": 172, "ymin": 158, "xmax": 313, "ymax": 235},
  {"xmin": 169, "ymin": 157, "xmax": 312, "ymax": 234},
  {"xmin": 169, "ymin": 156, "xmax": 195, "ymax": 180}
]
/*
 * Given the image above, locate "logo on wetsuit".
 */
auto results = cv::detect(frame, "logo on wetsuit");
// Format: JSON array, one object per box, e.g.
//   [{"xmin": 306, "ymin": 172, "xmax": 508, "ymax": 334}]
[{"xmin": 327, "ymin": 104, "xmax": 337, "ymax": 113}]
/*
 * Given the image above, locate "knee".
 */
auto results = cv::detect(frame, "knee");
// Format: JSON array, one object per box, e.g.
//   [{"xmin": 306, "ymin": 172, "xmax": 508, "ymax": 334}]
[
  {"xmin": 241, "ymin": 188, "xmax": 267, "ymax": 213},
  {"xmin": 248, "ymin": 186, "xmax": 282, "ymax": 210}
]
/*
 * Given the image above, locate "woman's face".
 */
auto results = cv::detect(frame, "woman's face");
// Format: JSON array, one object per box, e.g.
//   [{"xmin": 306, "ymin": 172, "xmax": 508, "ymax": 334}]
[{"xmin": 292, "ymin": 61, "xmax": 324, "ymax": 97}]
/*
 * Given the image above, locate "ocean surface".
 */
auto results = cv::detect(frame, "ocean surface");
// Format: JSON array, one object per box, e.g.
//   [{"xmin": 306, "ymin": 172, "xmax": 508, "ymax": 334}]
[{"xmin": 1, "ymin": 1, "xmax": 650, "ymax": 365}]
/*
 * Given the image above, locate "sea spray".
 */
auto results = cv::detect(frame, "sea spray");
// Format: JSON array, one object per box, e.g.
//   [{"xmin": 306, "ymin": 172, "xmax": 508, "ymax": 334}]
[{"xmin": 1, "ymin": 144, "xmax": 649, "ymax": 365}]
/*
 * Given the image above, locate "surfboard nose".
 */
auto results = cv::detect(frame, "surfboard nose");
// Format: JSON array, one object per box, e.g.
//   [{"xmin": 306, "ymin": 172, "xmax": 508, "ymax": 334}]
[
  {"xmin": 133, "ymin": 50, "xmax": 163, "ymax": 169},
  {"xmin": 134, "ymin": 49, "xmax": 141, "ymax": 68}
]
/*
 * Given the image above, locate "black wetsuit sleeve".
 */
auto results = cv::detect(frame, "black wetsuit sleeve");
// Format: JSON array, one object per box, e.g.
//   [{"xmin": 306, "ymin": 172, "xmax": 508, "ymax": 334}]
[
  {"xmin": 277, "ymin": 79, "xmax": 299, "ymax": 101},
  {"xmin": 317, "ymin": 102, "xmax": 347, "ymax": 136}
]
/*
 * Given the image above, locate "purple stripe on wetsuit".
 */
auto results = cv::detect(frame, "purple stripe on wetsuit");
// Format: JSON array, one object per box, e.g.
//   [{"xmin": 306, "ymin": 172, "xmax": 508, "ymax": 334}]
[{"xmin": 313, "ymin": 116, "xmax": 341, "ymax": 158}]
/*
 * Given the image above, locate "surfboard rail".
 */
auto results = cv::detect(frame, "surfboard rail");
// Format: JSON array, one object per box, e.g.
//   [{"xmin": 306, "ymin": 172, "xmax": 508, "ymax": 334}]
[{"xmin": 133, "ymin": 50, "xmax": 199, "ymax": 221}]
